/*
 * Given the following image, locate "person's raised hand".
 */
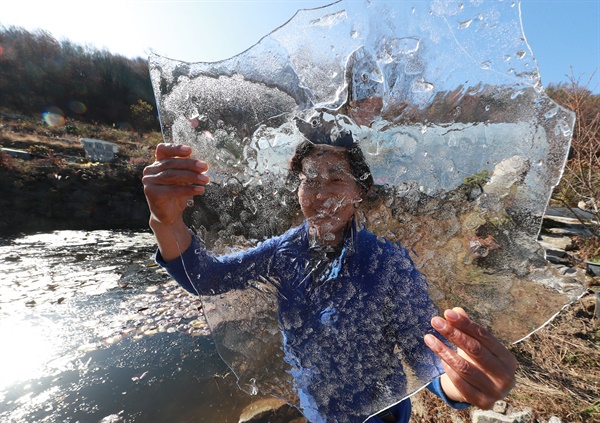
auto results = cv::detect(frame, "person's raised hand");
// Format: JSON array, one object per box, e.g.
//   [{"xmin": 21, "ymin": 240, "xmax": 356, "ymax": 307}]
[
  {"xmin": 142, "ymin": 143, "xmax": 209, "ymax": 227},
  {"xmin": 424, "ymin": 307, "xmax": 517, "ymax": 409}
]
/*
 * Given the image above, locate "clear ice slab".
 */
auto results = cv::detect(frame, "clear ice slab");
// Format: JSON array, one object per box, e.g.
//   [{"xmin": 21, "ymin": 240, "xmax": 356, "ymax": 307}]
[{"xmin": 149, "ymin": 1, "xmax": 581, "ymax": 421}]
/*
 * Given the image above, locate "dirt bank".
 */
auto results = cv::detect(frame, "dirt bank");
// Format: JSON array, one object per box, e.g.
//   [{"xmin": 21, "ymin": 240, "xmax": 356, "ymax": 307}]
[{"xmin": 0, "ymin": 115, "xmax": 153, "ymax": 236}]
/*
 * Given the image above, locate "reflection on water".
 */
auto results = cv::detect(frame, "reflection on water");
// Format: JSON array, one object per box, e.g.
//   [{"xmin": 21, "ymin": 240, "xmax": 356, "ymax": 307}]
[{"xmin": 0, "ymin": 230, "xmax": 253, "ymax": 422}]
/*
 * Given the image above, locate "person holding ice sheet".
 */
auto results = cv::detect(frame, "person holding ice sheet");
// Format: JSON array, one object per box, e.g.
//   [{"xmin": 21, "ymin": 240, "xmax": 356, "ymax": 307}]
[{"xmin": 142, "ymin": 131, "xmax": 517, "ymax": 422}]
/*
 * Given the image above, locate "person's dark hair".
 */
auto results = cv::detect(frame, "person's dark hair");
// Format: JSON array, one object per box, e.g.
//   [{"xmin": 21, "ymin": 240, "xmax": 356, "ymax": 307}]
[{"xmin": 286, "ymin": 137, "xmax": 374, "ymax": 193}]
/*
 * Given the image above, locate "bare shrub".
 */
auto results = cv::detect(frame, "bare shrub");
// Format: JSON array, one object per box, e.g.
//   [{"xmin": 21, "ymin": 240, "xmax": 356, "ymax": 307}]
[{"xmin": 549, "ymin": 72, "xmax": 600, "ymax": 261}]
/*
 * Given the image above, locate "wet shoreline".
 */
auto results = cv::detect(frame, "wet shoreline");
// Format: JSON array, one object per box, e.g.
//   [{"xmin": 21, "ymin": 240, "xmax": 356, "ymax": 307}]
[{"xmin": 0, "ymin": 230, "xmax": 254, "ymax": 422}]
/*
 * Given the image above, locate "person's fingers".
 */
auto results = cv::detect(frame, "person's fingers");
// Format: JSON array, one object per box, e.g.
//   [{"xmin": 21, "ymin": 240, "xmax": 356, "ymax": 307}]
[
  {"xmin": 430, "ymin": 316, "xmax": 496, "ymax": 373},
  {"xmin": 144, "ymin": 156, "xmax": 208, "ymax": 176},
  {"xmin": 444, "ymin": 309, "xmax": 517, "ymax": 368},
  {"xmin": 425, "ymin": 335, "xmax": 508, "ymax": 409},
  {"xmin": 452, "ymin": 307, "xmax": 469, "ymax": 319},
  {"xmin": 143, "ymin": 167, "xmax": 210, "ymax": 188},
  {"xmin": 155, "ymin": 143, "xmax": 192, "ymax": 161},
  {"xmin": 143, "ymin": 152, "xmax": 210, "ymax": 190},
  {"xmin": 440, "ymin": 362, "xmax": 497, "ymax": 410},
  {"xmin": 143, "ymin": 183, "xmax": 205, "ymax": 200},
  {"xmin": 424, "ymin": 334, "xmax": 494, "ymax": 392},
  {"xmin": 427, "ymin": 309, "xmax": 518, "ymax": 408}
]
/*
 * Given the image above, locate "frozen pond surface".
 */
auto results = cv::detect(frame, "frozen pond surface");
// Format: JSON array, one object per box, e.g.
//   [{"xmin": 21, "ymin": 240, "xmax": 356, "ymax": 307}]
[{"xmin": 0, "ymin": 230, "xmax": 255, "ymax": 423}]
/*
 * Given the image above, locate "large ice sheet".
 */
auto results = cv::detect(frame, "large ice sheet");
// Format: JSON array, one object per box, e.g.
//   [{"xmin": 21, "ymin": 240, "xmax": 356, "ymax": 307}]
[{"xmin": 149, "ymin": 1, "xmax": 582, "ymax": 421}]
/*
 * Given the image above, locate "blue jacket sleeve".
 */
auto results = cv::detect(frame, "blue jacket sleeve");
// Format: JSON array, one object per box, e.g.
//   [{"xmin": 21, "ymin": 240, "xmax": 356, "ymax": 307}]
[
  {"xmin": 367, "ymin": 378, "xmax": 469, "ymax": 423},
  {"xmin": 427, "ymin": 378, "xmax": 471, "ymax": 409},
  {"xmin": 156, "ymin": 232, "xmax": 281, "ymax": 296}
]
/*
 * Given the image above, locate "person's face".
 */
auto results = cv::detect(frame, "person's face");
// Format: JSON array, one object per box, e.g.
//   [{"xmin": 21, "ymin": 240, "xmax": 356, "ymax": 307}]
[{"xmin": 297, "ymin": 145, "xmax": 363, "ymax": 244}]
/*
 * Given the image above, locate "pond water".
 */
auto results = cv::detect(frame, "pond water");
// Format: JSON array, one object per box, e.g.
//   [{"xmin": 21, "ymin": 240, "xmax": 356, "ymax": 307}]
[{"xmin": 0, "ymin": 230, "xmax": 255, "ymax": 422}]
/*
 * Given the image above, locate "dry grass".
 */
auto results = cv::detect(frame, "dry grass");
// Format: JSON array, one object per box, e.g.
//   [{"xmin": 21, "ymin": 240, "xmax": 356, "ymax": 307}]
[
  {"xmin": 412, "ymin": 293, "xmax": 600, "ymax": 423},
  {"xmin": 510, "ymin": 293, "xmax": 600, "ymax": 422},
  {"xmin": 0, "ymin": 115, "xmax": 158, "ymax": 165}
]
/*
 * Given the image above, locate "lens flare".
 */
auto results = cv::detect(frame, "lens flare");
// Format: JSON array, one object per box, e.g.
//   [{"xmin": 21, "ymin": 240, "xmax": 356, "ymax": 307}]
[
  {"xmin": 42, "ymin": 107, "xmax": 65, "ymax": 126},
  {"xmin": 68, "ymin": 100, "xmax": 87, "ymax": 114},
  {"xmin": 43, "ymin": 112, "xmax": 65, "ymax": 126}
]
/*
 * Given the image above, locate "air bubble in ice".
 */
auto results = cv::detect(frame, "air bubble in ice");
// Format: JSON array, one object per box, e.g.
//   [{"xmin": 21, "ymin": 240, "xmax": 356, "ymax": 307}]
[
  {"xmin": 247, "ymin": 378, "xmax": 259, "ymax": 395},
  {"xmin": 458, "ymin": 19, "xmax": 473, "ymax": 29},
  {"xmin": 555, "ymin": 121, "xmax": 573, "ymax": 138},
  {"xmin": 447, "ymin": 134, "xmax": 458, "ymax": 147},
  {"xmin": 323, "ymin": 232, "xmax": 336, "ymax": 241},
  {"xmin": 545, "ymin": 108, "xmax": 558, "ymax": 119},
  {"xmin": 510, "ymin": 90, "xmax": 523, "ymax": 99},
  {"xmin": 411, "ymin": 78, "xmax": 434, "ymax": 93}
]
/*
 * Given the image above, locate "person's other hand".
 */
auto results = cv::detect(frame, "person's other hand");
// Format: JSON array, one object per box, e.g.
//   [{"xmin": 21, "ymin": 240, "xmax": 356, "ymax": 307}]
[
  {"xmin": 424, "ymin": 307, "xmax": 517, "ymax": 409},
  {"xmin": 142, "ymin": 143, "xmax": 209, "ymax": 227}
]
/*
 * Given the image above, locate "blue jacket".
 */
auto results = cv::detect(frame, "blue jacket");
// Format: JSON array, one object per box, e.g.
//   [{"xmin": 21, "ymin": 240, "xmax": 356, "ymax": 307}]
[{"xmin": 158, "ymin": 221, "xmax": 469, "ymax": 422}]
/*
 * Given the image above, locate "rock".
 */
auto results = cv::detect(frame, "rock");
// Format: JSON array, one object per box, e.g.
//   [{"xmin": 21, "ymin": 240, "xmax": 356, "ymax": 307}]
[
  {"xmin": 547, "ymin": 417, "xmax": 564, "ymax": 423},
  {"xmin": 553, "ymin": 266, "xmax": 579, "ymax": 276},
  {"xmin": 238, "ymin": 397, "xmax": 306, "ymax": 423},
  {"xmin": 586, "ymin": 261, "xmax": 600, "ymax": 277},
  {"xmin": 472, "ymin": 408, "xmax": 533, "ymax": 423},
  {"xmin": 538, "ymin": 234, "xmax": 573, "ymax": 252},
  {"xmin": 493, "ymin": 400, "xmax": 508, "ymax": 414},
  {"xmin": 544, "ymin": 206, "xmax": 597, "ymax": 224}
]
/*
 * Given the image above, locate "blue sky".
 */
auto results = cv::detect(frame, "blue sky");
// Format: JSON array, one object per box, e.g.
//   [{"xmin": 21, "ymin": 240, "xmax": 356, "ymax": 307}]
[{"xmin": 1, "ymin": 1, "xmax": 598, "ymax": 92}]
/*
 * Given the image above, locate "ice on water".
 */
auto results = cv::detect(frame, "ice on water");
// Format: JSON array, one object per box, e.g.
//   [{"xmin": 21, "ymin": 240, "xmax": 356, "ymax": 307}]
[{"xmin": 150, "ymin": 1, "xmax": 582, "ymax": 421}]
